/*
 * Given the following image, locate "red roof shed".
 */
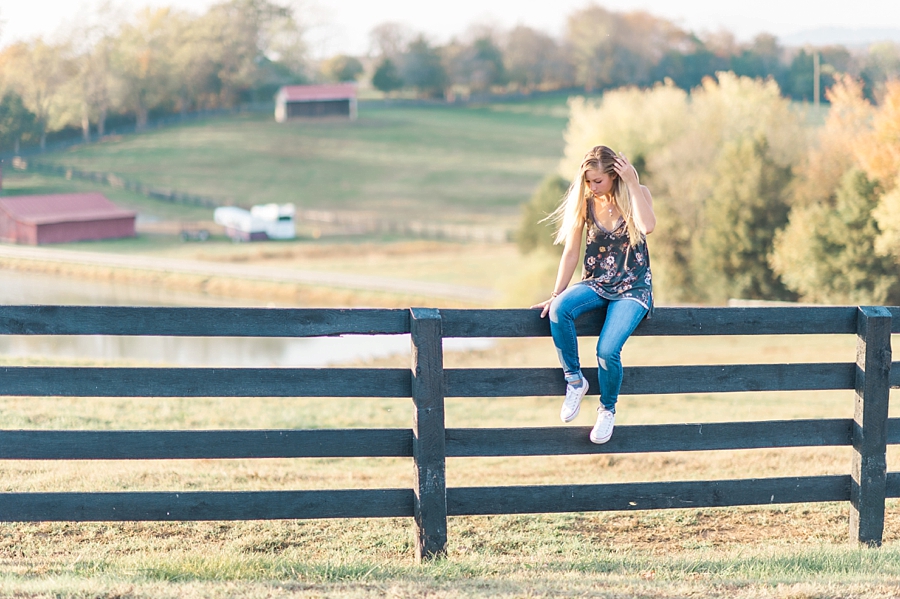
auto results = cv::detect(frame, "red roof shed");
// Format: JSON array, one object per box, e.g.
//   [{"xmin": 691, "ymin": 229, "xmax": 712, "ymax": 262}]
[
  {"xmin": 0, "ymin": 192, "xmax": 136, "ymax": 245},
  {"xmin": 275, "ymin": 83, "xmax": 358, "ymax": 122}
]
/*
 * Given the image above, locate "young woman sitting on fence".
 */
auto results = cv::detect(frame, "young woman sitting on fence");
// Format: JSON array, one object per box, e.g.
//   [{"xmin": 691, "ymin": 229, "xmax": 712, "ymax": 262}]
[{"xmin": 532, "ymin": 145, "xmax": 656, "ymax": 444}]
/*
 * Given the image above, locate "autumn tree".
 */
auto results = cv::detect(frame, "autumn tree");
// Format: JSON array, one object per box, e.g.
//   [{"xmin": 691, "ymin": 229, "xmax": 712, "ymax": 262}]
[
  {"xmin": 503, "ymin": 25, "xmax": 571, "ymax": 91},
  {"xmin": 565, "ymin": 6, "xmax": 692, "ymax": 91},
  {"xmin": 193, "ymin": 0, "xmax": 306, "ymax": 106},
  {"xmin": 444, "ymin": 33, "xmax": 506, "ymax": 93},
  {"xmin": 555, "ymin": 73, "xmax": 804, "ymax": 301},
  {"xmin": 772, "ymin": 169, "xmax": 900, "ymax": 304},
  {"xmin": 321, "ymin": 55, "xmax": 363, "ymax": 82},
  {"xmin": 1, "ymin": 39, "xmax": 74, "ymax": 147},
  {"xmin": 369, "ymin": 22, "xmax": 412, "ymax": 61},
  {"xmin": 112, "ymin": 8, "xmax": 174, "ymax": 129},
  {"xmin": 853, "ymin": 80, "xmax": 900, "ymax": 269},
  {"xmin": 791, "ymin": 76, "xmax": 873, "ymax": 208}
]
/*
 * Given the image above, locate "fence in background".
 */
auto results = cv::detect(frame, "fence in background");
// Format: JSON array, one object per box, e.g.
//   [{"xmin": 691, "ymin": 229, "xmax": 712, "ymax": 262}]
[
  {"xmin": 4, "ymin": 161, "xmax": 512, "ymax": 242},
  {"xmin": 0, "ymin": 305, "xmax": 897, "ymax": 561}
]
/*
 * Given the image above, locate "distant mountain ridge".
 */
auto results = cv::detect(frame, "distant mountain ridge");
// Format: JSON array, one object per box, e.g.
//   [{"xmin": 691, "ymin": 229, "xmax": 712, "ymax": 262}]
[{"xmin": 781, "ymin": 27, "xmax": 900, "ymax": 48}]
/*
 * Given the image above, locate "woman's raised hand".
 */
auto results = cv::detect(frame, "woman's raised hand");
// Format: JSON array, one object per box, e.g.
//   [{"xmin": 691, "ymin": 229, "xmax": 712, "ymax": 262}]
[{"xmin": 613, "ymin": 152, "xmax": 640, "ymax": 187}]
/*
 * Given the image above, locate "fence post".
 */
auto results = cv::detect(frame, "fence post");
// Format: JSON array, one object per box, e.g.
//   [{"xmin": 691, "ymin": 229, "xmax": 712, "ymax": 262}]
[
  {"xmin": 850, "ymin": 306, "xmax": 893, "ymax": 546},
  {"xmin": 410, "ymin": 307, "xmax": 447, "ymax": 561}
]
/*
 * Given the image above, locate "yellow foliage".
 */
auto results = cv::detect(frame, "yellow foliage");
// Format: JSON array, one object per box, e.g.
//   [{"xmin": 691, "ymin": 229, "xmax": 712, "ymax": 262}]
[
  {"xmin": 874, "ymin": 185, "xmax": 900, "ymax": 260},
  {"xmin": 854, "ymin": 79, "xmax": 900, "ymax": 185},
  {"xmin": 558, "ymin": 81, "xmax": 688, "ymax": 178},
  {"xmin": 652, "ymin": 72, "xmax": 803, "ymax": 228},
  {"xmin": 560, "ymin": 73, "xmax": 807, "ymax": 301},
  {"xmin": 793, "ymin": 76, "xmax": 873, "ymax": 207}
]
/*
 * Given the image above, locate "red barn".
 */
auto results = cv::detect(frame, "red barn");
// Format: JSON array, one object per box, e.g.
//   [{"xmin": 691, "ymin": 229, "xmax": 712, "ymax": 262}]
[
  {"xmin": 275, "ymin": 83, "xmax": 358, "ymax": 122},
  {"xmin": 0, "ymin": 192, "xmax": 136, "ymax": 245}
]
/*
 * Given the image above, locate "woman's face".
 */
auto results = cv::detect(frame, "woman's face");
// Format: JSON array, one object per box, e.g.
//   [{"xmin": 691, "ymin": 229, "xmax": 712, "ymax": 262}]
[{"xmin": 585, "ymin": 168, "xmax": 615, "ymax": 198}]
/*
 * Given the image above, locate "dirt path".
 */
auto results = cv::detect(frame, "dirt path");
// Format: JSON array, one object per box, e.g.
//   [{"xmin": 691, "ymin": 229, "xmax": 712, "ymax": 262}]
[{"xmin": 0, "ymin": 244, "xmax": 500, "ymax": 304}]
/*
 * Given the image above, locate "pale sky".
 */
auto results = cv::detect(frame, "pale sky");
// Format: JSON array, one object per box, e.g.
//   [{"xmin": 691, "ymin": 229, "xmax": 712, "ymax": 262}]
[{"xmin": 2, "ymin": 0, "xmax": 899, "ymax": 57}]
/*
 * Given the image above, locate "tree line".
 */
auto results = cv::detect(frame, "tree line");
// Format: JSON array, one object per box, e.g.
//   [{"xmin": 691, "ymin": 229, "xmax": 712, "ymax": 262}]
[
  {"xmin": 3, "ymin": 1, "xmax": 900, "ymax": 153},
  {"xmin": 0, "ymin": 0, "xmax": 306, "ymax": 151},
  {"xmin": 518, "ymin": 73, "xmax": 900, "ymax": 306},
  {"xmin": 363, "ymin": 6, "xmax": 900, "ymax": 103}
]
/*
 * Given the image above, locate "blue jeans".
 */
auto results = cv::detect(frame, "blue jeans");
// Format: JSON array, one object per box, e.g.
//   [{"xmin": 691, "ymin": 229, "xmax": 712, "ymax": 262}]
[{"xmin": 548, "ymin": 283, "xmax": 647, "ymax": 412}]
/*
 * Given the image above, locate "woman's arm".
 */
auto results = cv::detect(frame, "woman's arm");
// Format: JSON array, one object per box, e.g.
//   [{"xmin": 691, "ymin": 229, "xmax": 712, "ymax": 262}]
[
  {"xmin": 614, "ymin": 153, "xmax": 656, "ymax": 235},
  {"xmin": 531, "ymin": 222, "xmax": 584, "ymax": 318}
]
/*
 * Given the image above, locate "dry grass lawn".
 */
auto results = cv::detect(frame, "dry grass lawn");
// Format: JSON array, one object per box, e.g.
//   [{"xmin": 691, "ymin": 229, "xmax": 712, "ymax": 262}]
[{"xmin": 0, "ymin": 331, "xmax": 898, "ymax": 597}]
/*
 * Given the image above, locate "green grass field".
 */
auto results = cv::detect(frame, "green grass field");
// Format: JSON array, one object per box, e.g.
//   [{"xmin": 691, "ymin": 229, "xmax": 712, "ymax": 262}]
[{"xmin": 30, "ymin": 99, "xmax": 569, "ymax": 227}]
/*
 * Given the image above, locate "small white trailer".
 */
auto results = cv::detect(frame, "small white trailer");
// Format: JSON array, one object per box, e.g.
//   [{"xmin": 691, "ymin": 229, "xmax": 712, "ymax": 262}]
[{"xmin": 214, "ymin": 204, "xmax": 296, "ymax": 242}]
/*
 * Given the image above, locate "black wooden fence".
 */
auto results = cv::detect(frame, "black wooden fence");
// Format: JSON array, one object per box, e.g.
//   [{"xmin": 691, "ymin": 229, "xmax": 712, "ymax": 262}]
[{"xmin": 0, "ymin": 305, "xmax": 897, "ymax": 561}]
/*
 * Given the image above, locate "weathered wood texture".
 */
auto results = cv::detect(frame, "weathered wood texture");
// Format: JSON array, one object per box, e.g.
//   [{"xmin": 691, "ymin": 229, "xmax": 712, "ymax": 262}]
[
  {"xmin": 0, "ymin": 363, "xmax": 855, "ymax": 398},
  {"xmin": 0, "ymin": 418, "xmax": 880, "ymax": 461},
  {"xmin": 446, "ymin": 419, "xmax": 853, "ymax": 457},
  {"xmin": 440, "ymin": 307, "xmax": 862, "ymax": 337},
  {"xmin": 2, "ymin": 306, "xmax": 895, "ymax": 338},
  {"xmin": 0, "ymin": 489, "xmax": 414, "ymax": 521},
  {"xmin": 850, "ymin": 306, "xmax": 893, "ymax": 546},
  {"xmin": 0, "ymin": 429, "xmax": 413, "ymax": 459},
  {"xmin": 410, "ymin": 308, "xmax": 448, "ymax": 561},
  {"xmin": 444, "ymin": 363, "xmax": 855, "ymax": 397},
  {"xmin": 0, "ymin": 367, "xmax": 410, "ymax": 397},
  {"xmin": 888, "ymin": 306, "xmax": 900, "ymax": 329},
  {"xmin": 888, "ymin": 418, "xmax": 900, "ymax": 445},
  {"xmin": 0, "ymin": 304, "xmax": 894, "ymax": 550},
  {"xmin": 887, "ymin": 472, "xmax": 900, "ymax": 498},
  {"xmin": 447, "ymin": 475, "xmax": 851, "ymax": 515},
  {"xmin": 0, "ymin": 306, "xmax": 409, "ymax": 337}
]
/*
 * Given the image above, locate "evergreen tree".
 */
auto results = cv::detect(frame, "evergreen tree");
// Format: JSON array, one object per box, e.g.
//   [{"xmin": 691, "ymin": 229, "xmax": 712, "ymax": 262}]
[
  {"xmin": 0, "ymin": 91, "xmax": 39, "ymax": 153},
  {"xmin": 697, "ymin": 135, "xmax": 794, "ymax": 302},
  {"xmin": 773, "ymin": 169, "xmax": 900, "ymax": 304},
  {"xmin": 371, "ymin": 58, "xmax": 403, "ymax": 93},
  {"xmin": 400, "ymin": 37, "xmax": 446, "ymax": 98},
  {"xmin": 516, "ymin": 174, "xmax": 569, "ymax": 254}
]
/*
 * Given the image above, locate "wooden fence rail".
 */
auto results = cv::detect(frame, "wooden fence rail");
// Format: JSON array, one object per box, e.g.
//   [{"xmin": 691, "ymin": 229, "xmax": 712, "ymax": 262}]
[{"xmin": 0, "ymin": 305, "xmax": 897, "ymax": 560}]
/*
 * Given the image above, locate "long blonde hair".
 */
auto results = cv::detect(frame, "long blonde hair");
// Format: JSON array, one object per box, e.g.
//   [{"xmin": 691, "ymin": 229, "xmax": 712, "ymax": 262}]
[{"xmin": 549, "ymin": 145, "xmax": 642, "ymax": 247}]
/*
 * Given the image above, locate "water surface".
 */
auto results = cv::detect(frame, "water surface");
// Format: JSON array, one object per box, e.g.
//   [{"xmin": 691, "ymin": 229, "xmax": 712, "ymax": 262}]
[{"xmin": 0, "ymin": 270, "xmax": 489, "ymax": 366}]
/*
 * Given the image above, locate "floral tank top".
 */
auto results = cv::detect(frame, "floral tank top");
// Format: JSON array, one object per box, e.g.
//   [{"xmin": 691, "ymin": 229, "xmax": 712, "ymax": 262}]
[{"xmin": 581, "ymin": 204, "xmax": 653, "ymax": 314}]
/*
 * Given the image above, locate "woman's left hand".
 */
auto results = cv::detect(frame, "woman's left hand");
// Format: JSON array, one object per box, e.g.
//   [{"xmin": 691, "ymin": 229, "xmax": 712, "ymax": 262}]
[{"xmin": 613, "ymin": 152, "xmax": 640, "ymax": 187}]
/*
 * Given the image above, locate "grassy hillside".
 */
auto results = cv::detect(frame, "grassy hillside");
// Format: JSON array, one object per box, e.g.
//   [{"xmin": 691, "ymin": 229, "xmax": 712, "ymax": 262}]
[
  {"xmin": 0, "ymin": 172, "xmax": 212, "ymax": 223},
  {"xmin": 34, "ymin": 99, "xmax": 570, "ymax": 227}
]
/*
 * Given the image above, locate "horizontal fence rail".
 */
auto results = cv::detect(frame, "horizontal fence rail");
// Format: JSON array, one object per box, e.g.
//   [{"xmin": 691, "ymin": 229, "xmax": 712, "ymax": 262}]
[
  {"xmin": 0, "ymin": 489, "xmax": 415, "ymax": 521},
  {"xmin": 0, "ymin": 429, "xmax": 414, "ymax": 459},
  {"xmin": 0, "ymin": 363, "xmax": 885, "ymax": 397},
  {"xmin": 0, "ymin": 367, "xmax": 412, "ymax": 397},
  {"xmin": 0, "ymin": 307, "xmax": 410, "ymax": 337},
  {"xmin": 2, "ymin": 306, "xmax": 899, "ymax": 338},
  {"xmin": 447, "ymin": 476, "xmax": 853, "ymax": 515},
  {"xmin": 0, "ymin": 305, "xmax": 895, "ymax": 559},
  {"xmin": 2, "ymin": 418, "xmax": 898, "ymax": 461}
]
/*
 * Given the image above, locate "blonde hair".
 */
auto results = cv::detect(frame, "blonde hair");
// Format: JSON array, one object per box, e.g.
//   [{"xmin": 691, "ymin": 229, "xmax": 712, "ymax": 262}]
[{"xmin": 549, "ymin": 145, "xmax": 642, "ymax": 247}]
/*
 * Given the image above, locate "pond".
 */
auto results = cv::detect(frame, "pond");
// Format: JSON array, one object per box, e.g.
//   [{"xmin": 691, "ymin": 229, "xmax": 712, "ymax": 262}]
[{"xmin": 0, "ymin": 270, "xmax": 490, "ymax": 367}]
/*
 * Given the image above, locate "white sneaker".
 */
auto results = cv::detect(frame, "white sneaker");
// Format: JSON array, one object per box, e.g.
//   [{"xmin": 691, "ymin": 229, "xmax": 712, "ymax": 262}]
[
  {"xmin": 590, "ymin": 407, "xmax": 615, "ymax": 444},
  {"xmin": 560, "ymin": 379, "xmax": 589, "ymax": 423}
]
